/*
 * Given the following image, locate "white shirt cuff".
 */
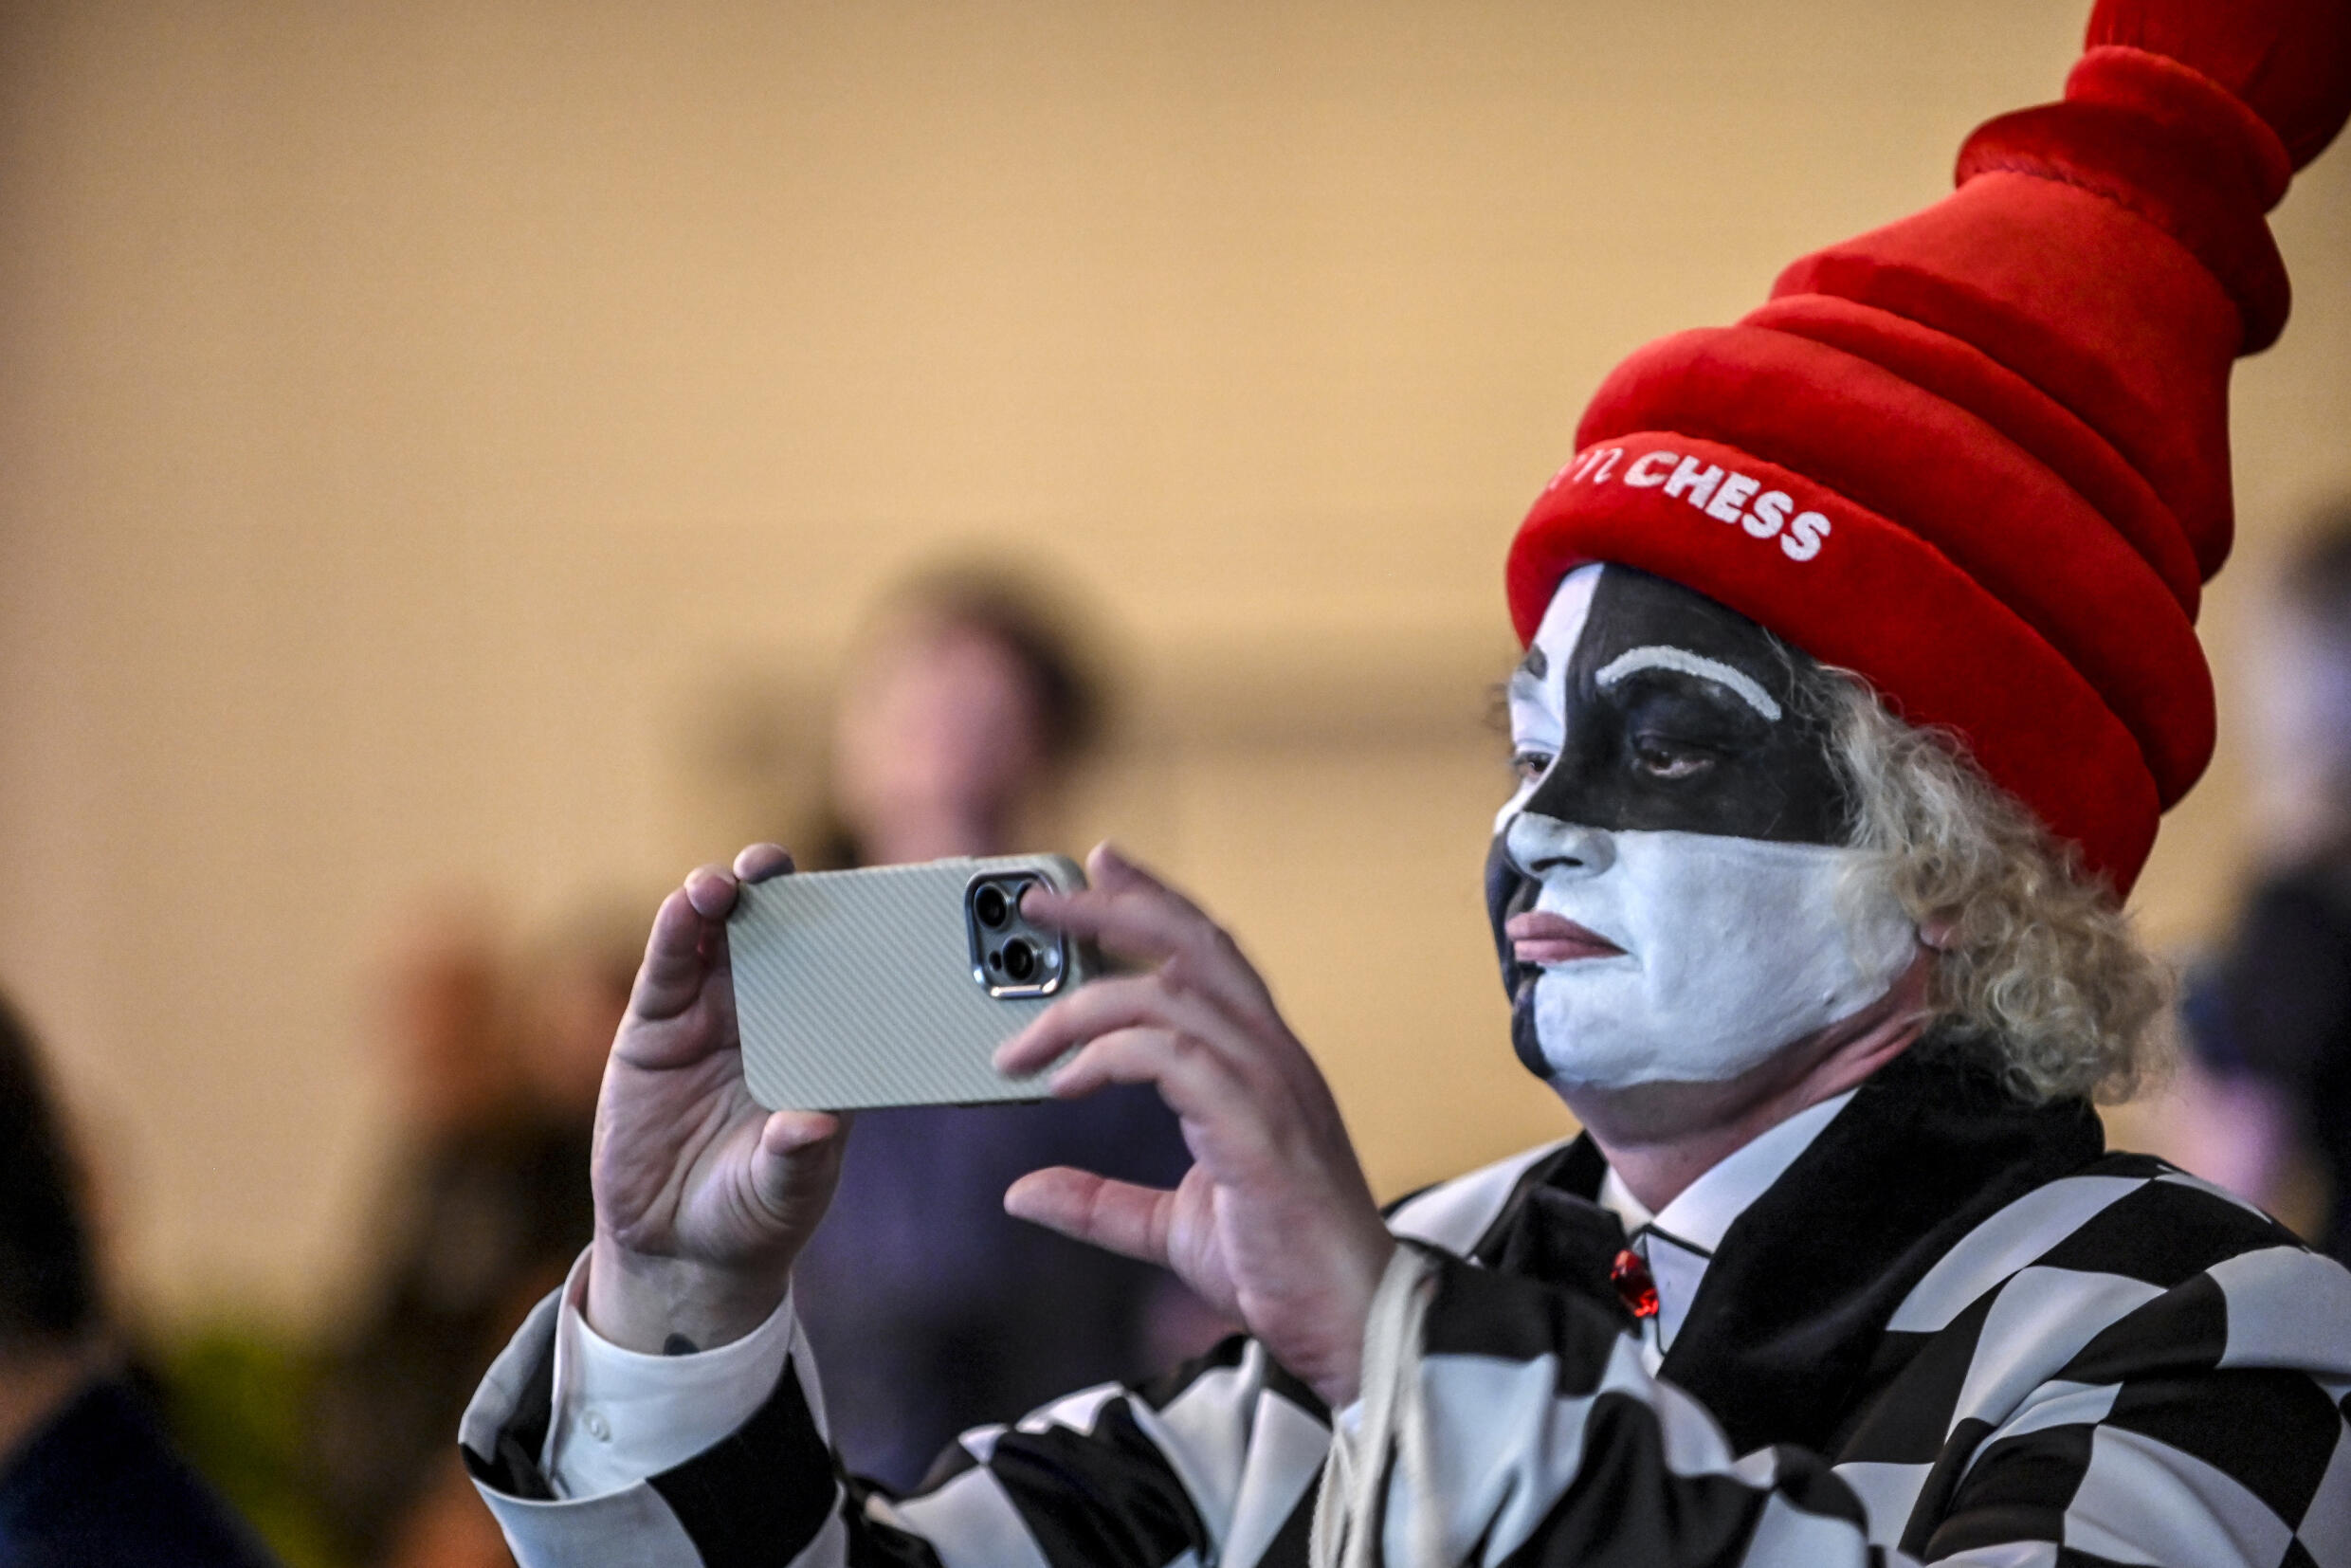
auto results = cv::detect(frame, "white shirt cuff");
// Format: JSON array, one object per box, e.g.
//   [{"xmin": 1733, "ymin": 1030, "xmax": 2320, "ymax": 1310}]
[{"xmin": 540, "ymin": 1249, "xmax": 804, "ymax": 1500}]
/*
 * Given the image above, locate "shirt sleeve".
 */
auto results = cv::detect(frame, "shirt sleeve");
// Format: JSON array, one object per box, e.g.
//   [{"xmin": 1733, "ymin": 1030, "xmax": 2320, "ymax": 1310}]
[
  {"xmin": 464, "ymin": 1280, "xmax": 1334, "ymax": 1568},
  {"xmin": 538, "ymin": 1250, "xmax": 803, "ymax": 1500}
]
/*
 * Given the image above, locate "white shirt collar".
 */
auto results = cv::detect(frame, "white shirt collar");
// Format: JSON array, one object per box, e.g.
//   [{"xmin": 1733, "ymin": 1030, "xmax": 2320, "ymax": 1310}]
[
  {"xmin": 1595, "ymin": 1088, "xmax": 1857, "ymax": 1367},
  {"xmin": 1613, "ymin": 1087, "xmax": 1858, "ymax": 1254}
]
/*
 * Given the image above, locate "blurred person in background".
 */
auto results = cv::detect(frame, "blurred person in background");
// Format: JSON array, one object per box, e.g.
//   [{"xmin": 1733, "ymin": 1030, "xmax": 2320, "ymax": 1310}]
[
  {"xmin": 509, "ymin": 910, "xmax": 645, "ymax": 1155},
  {"xmin": 786, "ymin": 566, "xmax": 1215, "ymax": 1489},
  {"xmin": 0, "ymin": 987, "xmax": 280, "ymax": 1567},
  {"xmin": 314, "ymin": 906, "xmax": 632, "ymax": 1563},
  {"xmin": 312, "ymin": 909, "xmax": 519, "ymax": 1562},
  {"xmin": 2176, "ymin": 502, "xmax": 2351, "ymax": 1264}
]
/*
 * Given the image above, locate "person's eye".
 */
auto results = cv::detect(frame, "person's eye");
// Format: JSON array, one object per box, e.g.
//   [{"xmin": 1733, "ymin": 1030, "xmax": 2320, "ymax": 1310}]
[
  {"xmin": 1512, "ymin": 748, "xmax": 1557, "ymax": 784},
  {"xmin": 1631, "ymin": 735, "xmax": 1716, "ymax": 780}
]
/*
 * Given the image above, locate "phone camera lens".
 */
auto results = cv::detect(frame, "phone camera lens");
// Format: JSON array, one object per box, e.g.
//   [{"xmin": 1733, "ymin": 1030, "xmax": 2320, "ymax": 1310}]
[
  {"xmin": 1001, "ymin": 939, "xmax": 1037, "ymax": 982},
  {"xmin": 975, "ymin": 884, "xmax": 1011, "ymax": 929}
]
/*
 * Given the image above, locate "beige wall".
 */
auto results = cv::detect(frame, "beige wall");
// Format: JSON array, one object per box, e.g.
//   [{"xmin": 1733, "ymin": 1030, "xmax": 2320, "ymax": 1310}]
[{"xmin": 2, "ymin": 0, "xmax": 2346, "ymax": 1328}]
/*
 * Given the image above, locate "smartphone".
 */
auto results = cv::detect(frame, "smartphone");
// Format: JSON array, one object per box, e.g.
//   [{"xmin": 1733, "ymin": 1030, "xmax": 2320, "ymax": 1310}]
[{"xmin": 727, "ymin": 853, "xmax": 1100, "ymax": 1111}]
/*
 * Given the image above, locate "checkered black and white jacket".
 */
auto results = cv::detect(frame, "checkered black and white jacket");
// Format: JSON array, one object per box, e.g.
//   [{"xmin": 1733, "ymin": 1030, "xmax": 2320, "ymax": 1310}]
[{"xmin": 464, "ymin": 1054, "xmax": 2351, "ymax": 1566}]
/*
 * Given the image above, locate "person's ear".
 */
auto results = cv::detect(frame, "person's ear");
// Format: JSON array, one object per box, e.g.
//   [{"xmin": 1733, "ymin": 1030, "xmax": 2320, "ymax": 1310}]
[{"xmin": 1919, "ymin": 914, "xmax": 1959, "ymax": 951}]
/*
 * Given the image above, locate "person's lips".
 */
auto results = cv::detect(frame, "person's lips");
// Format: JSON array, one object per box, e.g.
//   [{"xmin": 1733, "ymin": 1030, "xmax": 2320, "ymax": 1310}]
[{"xmin": 1506, "ymin": 911, "xmax": 1626, "ymax": 964}]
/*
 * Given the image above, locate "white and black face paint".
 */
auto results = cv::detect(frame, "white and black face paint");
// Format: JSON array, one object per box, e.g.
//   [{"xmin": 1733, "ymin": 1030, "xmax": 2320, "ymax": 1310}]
[{"xmin": 1487, "ymin": 565, "xmax": 1918, "ymax": 1089}]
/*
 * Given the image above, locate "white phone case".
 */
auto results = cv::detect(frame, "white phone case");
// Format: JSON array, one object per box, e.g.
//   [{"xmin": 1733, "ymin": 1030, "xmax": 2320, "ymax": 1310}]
[{"xmin": 728, "ymin": 854, "xmax": 1096, "ymax": 1111}]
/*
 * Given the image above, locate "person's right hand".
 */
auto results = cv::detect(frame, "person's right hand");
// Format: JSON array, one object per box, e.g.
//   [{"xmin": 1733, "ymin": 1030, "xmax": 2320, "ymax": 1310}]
[{"xmin": 584, "ymin": 845, "xmax": 849, "ymax": 1355}]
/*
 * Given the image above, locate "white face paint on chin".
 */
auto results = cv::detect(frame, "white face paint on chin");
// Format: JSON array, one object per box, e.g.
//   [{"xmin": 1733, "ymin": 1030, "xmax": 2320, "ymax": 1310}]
[
  {"xmin": 1506, "ymin": 818, "xmax": 1919, "ymax": 1087},
  {"xmin": 1498, "ymin": 565, "xmax": 1919, "ymax": 1089}
]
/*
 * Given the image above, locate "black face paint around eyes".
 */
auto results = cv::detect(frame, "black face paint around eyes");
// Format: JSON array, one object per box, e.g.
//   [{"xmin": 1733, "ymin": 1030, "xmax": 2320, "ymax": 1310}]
[
  {"xmin": 1485, "ymin": 566, "xmax": 1853, "ymax": 1025},
  {"xmin": 1519, "ymin": 567, "xmax": 1849, "ymax": 846},
  {"xmin": 1615, "ymin": 681, "xmax": 1774, "ymax": 754}
]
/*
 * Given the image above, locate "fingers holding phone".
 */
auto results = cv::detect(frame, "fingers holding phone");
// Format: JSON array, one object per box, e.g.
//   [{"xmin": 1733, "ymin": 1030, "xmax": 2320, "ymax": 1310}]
[
  {"xmin": 723, "ymin": 851, "xmax": 1100, "ymax": 1111},
  {"xmin": 586, "ymin": 845, "xmax": 851, "ymax": 1356},
  {"xmin": 999, "ymin": 843, "xmax": 1394, "ymax": 1410}
]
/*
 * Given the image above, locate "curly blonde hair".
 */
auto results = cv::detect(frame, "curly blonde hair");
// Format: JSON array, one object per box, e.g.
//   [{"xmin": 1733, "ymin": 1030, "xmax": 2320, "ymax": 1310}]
[{"xmin": 1799, "ymin": 665, "xmax": 2169, "ymax": 1104}]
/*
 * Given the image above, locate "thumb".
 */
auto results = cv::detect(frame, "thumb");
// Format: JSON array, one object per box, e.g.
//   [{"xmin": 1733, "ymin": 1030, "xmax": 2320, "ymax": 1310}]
[
  {"xmin": 749, "ymin": 1110, "xmax": 847, "ymax": 1216},
  {"xmin": 630, "ymin": 884, "xmax": 719, "ymax": 1022}
]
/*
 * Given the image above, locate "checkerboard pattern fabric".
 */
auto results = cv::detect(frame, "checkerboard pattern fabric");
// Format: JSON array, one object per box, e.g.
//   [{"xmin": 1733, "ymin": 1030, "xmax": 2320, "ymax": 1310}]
[{"xmin": 465, "ymin": 1062, "xmax": 2351, "ymax": 1568}]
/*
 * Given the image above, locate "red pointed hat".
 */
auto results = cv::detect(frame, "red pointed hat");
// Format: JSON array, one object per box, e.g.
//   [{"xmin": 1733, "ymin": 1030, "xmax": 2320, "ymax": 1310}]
[{"xmin": 1505, "ymin": 0, "xmax": 2351, "ymax": 894}]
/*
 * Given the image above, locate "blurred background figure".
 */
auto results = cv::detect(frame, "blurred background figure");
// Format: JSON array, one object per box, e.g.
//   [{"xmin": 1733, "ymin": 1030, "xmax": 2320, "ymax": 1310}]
[
  {"xmin": 2174, "ymin": 501, "xmax": 2351, "ymax": 1265},
  {"xmin": 312, "ymin": 902, "xmax": 636, "ymax": 1564},
  {"xmin": 788, "ymin": 566, "xmax": 1224, "ymax": 1489},
  {"xmin": 0, "ymin": 988, "xmax": 280, "ymax": 1567},
  {"xmin": 310, "ymin": 905, "xmax": 522, "ymax": 1564},
  {"xmin": 507, "ymin": 908, "xmax": 646, "ymax": 1151}
]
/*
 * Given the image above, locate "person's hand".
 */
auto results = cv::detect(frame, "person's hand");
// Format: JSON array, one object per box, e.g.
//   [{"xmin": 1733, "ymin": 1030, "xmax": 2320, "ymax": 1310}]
[
  {"xmin": 996, "ymin": 845, "xmax": 1395, "ymax": 1409},
  {"xmin": 585, "ymin": 845, "xmax": 848, "ymax": 1355}
]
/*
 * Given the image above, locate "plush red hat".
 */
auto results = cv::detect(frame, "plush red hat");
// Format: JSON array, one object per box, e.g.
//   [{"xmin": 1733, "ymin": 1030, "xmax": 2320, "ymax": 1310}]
[{"xmin": 1505, "ymin": 0, "xmax": 2351, "ymax": 894}]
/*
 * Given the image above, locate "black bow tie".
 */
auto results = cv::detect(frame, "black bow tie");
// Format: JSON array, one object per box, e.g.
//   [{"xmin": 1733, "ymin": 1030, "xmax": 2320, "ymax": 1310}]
[{"xmin": 1485, "ymin": 1183, "xmax": 1644, "ymax": 1329}]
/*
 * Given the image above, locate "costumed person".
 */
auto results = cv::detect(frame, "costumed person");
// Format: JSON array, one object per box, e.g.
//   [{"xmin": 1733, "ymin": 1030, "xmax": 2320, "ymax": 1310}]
[{"xmin": 460, "ymin": 2, "xmax": 2351, "ymax": 1563}]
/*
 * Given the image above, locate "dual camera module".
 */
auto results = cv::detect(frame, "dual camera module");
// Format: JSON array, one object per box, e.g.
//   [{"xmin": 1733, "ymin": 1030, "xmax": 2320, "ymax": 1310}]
[{"xmin": 967, "ymin": 873, "xmax": 1066, "ymax": 998}]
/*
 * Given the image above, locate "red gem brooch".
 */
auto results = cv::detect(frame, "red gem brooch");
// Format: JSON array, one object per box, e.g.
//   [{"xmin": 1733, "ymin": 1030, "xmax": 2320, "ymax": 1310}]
[{"xmin": 1611, "ymin": 1248, "xmax": 1660, "ymax": 1320}]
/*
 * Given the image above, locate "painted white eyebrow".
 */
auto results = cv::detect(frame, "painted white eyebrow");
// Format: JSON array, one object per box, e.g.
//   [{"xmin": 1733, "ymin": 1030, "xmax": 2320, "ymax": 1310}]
[{"xmin": 1595, "ymin": 646, "xmax": 1783, "ymax": 722}]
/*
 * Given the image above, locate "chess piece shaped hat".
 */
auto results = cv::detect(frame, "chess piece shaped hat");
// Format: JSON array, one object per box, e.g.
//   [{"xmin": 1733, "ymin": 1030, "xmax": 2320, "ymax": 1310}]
[{"xmin": 1507, "ymin": 0, "xmax": 2351, "ymax": 892}]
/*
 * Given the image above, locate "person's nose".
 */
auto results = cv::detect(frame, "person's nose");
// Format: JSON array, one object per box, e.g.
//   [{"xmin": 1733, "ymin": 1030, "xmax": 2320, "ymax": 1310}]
[{"xmin": 1505, "ymin": 811, "xmax": 1617, "ymax": 881}]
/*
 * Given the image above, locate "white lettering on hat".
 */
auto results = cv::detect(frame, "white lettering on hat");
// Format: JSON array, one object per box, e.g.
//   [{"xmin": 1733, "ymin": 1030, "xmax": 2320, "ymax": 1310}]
[
  {"xmin": 1782, "ymin": 512, "xmax": 1832, "ymax": 561},
  {"xmin": 1623, "ymin": 449, "xmax": 1677, "ymax": 487},
  {"xmin": 1662, "ymin": 457, "xmax": 1724, "ymax": 506},
  {"xmin": 1552, "ymin": 446, "xmax": 1832, "ymax": 564},
  {"xmin": 1705, "ymin": 472, "xmax": 1761, "ymax": 523},
  {"xmin": 1556, "ymin": 446, "xmax": 1626, "ymax": 488},
  {"xmin": 1745, "ymin": 490, "xmax": 1793, "ymax": 538}
]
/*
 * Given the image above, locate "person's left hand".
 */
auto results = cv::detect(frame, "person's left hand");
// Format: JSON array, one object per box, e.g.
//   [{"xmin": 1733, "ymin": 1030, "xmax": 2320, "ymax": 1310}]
[{"xmin": 995, "ymin": 844, "xmax": 1395, "ymax": 1409}]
